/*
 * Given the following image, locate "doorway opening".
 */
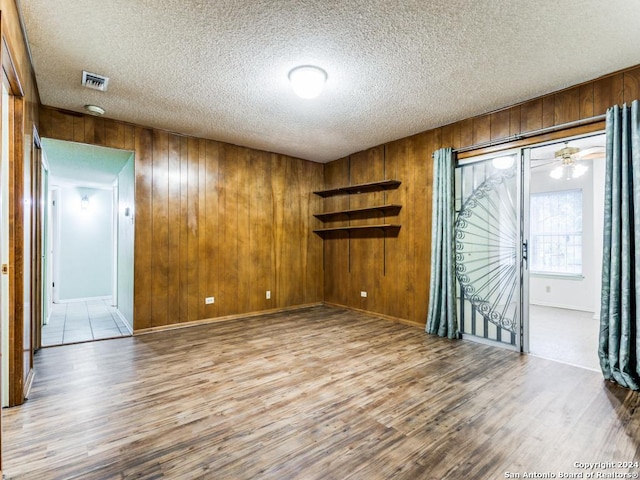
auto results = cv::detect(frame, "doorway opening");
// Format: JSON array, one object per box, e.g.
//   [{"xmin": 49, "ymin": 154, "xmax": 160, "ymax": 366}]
[
  {"xmin": 527, "ymin": 133, "xmax": 605, "ymax": 370},
  {"xmin": 454, "ymin": 132, "xmax": 605, "ymax": 370},
  {"xmin": 40, "ymin": 139, "xmax": 134, "ymax": 346}
]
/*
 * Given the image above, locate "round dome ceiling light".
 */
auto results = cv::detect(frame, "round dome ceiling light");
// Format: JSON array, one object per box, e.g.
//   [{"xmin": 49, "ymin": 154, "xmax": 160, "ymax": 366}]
[
  {"xmin": 84, "ymin": 104, "xmax": 105, "ymax": 116},
  {"xmin": 288, "ymin": 65, "xmax": 327, "ymax": 99}
]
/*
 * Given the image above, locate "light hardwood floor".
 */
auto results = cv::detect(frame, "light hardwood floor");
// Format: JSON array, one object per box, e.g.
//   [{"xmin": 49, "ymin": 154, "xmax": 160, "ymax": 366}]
[{"xmin": 4, "ymin": 306, "xmax": 639, "ymax": 479}]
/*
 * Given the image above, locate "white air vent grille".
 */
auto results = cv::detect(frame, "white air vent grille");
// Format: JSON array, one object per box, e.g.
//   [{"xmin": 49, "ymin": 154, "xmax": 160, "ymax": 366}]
[{"xmin": 81, "ymin": 71, "xmax": 109, "ymax": 91}]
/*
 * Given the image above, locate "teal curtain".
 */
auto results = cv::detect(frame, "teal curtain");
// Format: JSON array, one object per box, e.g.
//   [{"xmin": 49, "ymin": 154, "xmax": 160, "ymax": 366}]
[
  {"xmin": 426, "ymin": 147, "xmax": 459, "ymax": 339},
  {"xmin": 599, "ymin": 100, "xmax": 640, "ymax": 390}
]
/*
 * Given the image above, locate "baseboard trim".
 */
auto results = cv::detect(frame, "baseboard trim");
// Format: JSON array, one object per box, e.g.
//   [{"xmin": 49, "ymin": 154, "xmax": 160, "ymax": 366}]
[
  {"xmin": 321, "ymin": 302, "xmax": 425, "ymax": 329},
  {"xmin": 56, "ymin": 295, "xmax": 112, "ymax": 304},
  {"xmin": 113, "ymin": 309, "xmax": 133, "ymax": 335},
  {"xmin": 23, "ymin": 368, "xmax": 35, "ymax": 400},
  {"xmin": 529, "ymin": 301, "xmax": 595, "ymax": 314},
  {"xmin": 134, "ymin": 302, "xmax": 324, "ymax": 335}
]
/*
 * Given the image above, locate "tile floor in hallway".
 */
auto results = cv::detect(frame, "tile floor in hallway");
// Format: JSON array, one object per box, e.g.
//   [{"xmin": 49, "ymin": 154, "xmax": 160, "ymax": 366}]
[{"xmin": 42, "ymin": 299, "xmax": 132, "ymax": 346}]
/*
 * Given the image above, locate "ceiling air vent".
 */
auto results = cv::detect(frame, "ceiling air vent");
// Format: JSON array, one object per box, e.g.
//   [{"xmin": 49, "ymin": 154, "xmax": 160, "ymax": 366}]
[{"xmin": 81, "ymin": 71, "xmax": 109, "ymax": 91}]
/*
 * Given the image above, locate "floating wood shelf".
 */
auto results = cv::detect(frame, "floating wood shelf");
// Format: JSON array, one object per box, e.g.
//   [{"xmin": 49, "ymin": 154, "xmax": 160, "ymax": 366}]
[
  {"xmin": 313, "ymin": 224, "xmax": 401, "ymax": 235},
  {"xmin": 313, "ymin": 204, "xmax": 402, "ymax": 221},
  {"xmin": 313, "ymin": 179, "xmax": 401, "ymax": 197}
]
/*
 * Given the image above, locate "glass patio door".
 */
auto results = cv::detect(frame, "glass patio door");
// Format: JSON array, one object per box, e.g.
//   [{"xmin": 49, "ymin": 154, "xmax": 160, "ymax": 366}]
[{"xmin": 454, "ymin": 150, "xmax": 527, "ymax": 350}]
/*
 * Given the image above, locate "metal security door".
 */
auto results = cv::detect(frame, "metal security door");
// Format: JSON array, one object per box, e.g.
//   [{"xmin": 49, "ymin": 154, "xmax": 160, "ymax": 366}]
[{"xmin": 454, "ymin": 150, "xmax": 523, "ymax": 350}]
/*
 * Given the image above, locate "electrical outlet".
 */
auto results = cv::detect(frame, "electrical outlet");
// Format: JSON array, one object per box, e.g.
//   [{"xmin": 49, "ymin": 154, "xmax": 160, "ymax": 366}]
[
  {"xmin": 545, "ymin": 286, "xmax": 551, "ymax": 293},
  {"xmin": 360, "ymin": 291, "xmax": 367, "ymax": 298},
  {"xmin": 266, "ymin": 290, "xmax": 271, "ymax": 300},
  {"xmin": 205, "ymin": 296, "xmax": 215, "ymax": 304}
]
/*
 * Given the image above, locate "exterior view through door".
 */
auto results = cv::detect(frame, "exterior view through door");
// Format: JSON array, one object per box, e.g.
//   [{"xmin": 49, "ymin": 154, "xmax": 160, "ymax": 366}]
[{"xmin": 454, "ymin": 133, "xmax": 605, "ymax": 370}]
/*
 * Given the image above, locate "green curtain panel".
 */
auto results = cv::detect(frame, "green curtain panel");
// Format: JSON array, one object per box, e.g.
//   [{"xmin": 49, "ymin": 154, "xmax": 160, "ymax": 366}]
[
  {"xmin": 599, "ymin": 100, "xmax": 640, "ymax": 390},
  {"xmin": 426, "ymin": 147, "xmax": 459, "ymax": 339}
]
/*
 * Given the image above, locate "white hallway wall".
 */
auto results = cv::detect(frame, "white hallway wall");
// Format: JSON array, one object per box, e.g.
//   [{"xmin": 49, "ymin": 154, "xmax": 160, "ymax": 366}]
[{"xmin": 58, "ymin": 186, "xmax": 113, "ymax": 300}]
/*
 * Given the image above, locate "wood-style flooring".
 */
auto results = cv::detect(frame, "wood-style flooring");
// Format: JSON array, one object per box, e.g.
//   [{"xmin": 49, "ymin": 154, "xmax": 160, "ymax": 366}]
[{"xmin": 4, "ymin": 306, "xmax": 640, "ymax": 479}]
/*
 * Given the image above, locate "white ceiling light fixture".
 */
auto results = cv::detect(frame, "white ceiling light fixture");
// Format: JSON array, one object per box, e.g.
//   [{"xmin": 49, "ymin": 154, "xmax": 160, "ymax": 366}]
[
  {"xmin": 288, "ymin": 65, "xmax": 327, "ymax": 99},
  {"xmin": 549, "ymin": 144, "xmax": 588, "ymax": 180},
  {"xmin": 491, "ymin": 155, "xmax": 515, "ymax": 170},
  {"xmin": 84, "ymin": 104, "xmax": 105, "ymax": 116}
]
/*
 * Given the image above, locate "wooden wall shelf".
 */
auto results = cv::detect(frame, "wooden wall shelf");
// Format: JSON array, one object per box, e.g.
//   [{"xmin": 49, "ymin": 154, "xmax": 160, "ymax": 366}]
[
  {"xmin": 313, "ymin": 179, "xmax": 401, "ymax": 197},
  {"xmin": 313, "ymin": 224, "xmax": 401, "ymax": 235},
  {"xmin": 313, "ymin": 204, "xmax": 401, "ymax": 221}
]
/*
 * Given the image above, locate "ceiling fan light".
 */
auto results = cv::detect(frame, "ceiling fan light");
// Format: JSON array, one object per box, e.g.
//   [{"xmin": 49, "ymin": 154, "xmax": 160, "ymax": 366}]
[
  {"xmin": 550, "ymin": 166, "xmax": 564, "ymax": 179},
  {"xmin": 288, "ymin": 65, "xmax": 327, "ymax": 99},
  {"xmin": 572, "ymin": 163, "xmax": 588, "ymax": 178}
]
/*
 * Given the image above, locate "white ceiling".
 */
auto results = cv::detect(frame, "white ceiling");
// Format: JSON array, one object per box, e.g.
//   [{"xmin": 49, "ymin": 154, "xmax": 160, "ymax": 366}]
[
  {"xmin": 43, "ymin": 138, "xmax": 133, "ymax": 188},
  {"xmin": 19, "ymin": 1, "xmax": 640, "ymax": 163}
]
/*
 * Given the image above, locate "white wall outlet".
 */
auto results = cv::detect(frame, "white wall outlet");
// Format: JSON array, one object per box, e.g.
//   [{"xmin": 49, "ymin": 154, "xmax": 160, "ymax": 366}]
[
  {"xmin": 266, "ymin": 290, "xmax": 271, "ymax": 300},
  {"xmin": 545, "ymin": 286, "xmax": 551, "ymax": 293},
  {"xmin": 205, "ymin": 296, "xmax": 215, "ymax": 304},
  {"xmin": 360, "ymin": 291, "xmax": 367, "ymax": 298}
]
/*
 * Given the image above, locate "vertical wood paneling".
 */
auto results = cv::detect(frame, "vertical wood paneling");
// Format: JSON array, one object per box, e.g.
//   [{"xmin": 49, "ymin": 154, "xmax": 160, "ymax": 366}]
[
  {"xmin": 249, "ymin": 150, "xmax": 273, "ymax": 312},
  {"xmin": 490, "ymin": 109, "xmax": 510, "ymax": 141},
  {"xmin": 220, "ymin": 145, "xmax": 240, "ymax": 315},
  {"xmin": 413, "ymin": 132, "xmax": 431, "ymax": 324},
  {"xmin": 236, "ymin": 147, "xmax": 252, "ymax": 313},
  {"xmin": 554, "ymin": 88, "xmax": 580, "ymax": 125},
  {"xmin": 473, "ymin": 114, "xmax": 491, "ymax": 145},
  {"xmin": 166, "ymin": 134, "xmax": 181, "ymax": 324},
  {"xmin": 594, "ymin": 74, "xmax": 624, "ymax": 115},
  {"xmin": 459, "ymin": 118, "xmax": 473, "ymax": 148},
  {"xmin": 520, "ymin": 98, "xmax": 542, "ymax": 133},
  {"xmin": 623, "ymin": 67, "xmax": 640, "ymax": 104},
  {"xmin": 321, "ymin": 158, "xmax": 350, "ymax": 307},
  {"xmin": 205, "ymin": 140, "xmax": 219, "ymax": 318},
  {"xmin": 151, "ymin": 130, "xmax": 169, "ymax": 326},
  {"xmin": 348, "ymin": 147, "xmax": 384, "ymax": 311},
  {"xmin": 197, "ymin": 139, "xmax": 209, "ymax": 319},
  {"xmin": 178, "ymin": 137, "xmax": 189, "ymax": 323},
  {"xmin": 105, "ymin": 119, "xmax": 125, "ymax": 149},
  {"xmin": 133, "ymin": 127, "xmax": 153, "ymax": 330},
  {"xmin": 579, "ymin": 84, "xmax": 594, "ymax": 119},
  {"xmin": 542, "ymin": 96, "xmax": 555, "ymax": 128},
  {"xmin": 51, "ymin": 109, "xmax": 73, "ymax": 140},
  {"xmin": 509, "ymin": 106, "xmax": 521, "ymax": 137},
  {"xmin": 186, "ymin": 137, "xmax": 200, "ymax": 322},
  {"xmin": 383, "ymin": 138, "xmax": 413, "ymax": 321},
  {"xmin": 72, "ymin": 116, "xmax": 85, "ymax": 143}
]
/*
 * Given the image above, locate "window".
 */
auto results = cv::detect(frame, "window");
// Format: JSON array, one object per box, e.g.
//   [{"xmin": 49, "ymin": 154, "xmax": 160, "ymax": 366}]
[{"xmin": 530, "ymin": 189, "xmax": 582, "ymax": 275}]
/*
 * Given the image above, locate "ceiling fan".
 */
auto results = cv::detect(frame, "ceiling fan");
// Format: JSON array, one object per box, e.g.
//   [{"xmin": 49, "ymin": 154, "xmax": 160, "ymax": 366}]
[{"xmin": 533, "ymin": 143, "xmax": 605, "ymax": 180}]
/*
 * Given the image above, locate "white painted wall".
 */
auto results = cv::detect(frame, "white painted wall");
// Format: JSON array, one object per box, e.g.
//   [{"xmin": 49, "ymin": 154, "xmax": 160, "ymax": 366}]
[
  {"xmin": 529, "ymin": 159, "xmax": 604, "ymax": 313},
  {"xmin": 58, "ymin": 186, "xmax": 113, "ymax": 300},
  {"xmin": 116, "ymin": 153, "xmax": 134, "ymax": 331}
]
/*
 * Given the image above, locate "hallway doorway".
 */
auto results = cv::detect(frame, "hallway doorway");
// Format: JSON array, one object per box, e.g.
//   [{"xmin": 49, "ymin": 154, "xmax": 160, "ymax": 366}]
[{"xmin": 40, "ymin": 139, "xmax": 134, "ymax": 346}]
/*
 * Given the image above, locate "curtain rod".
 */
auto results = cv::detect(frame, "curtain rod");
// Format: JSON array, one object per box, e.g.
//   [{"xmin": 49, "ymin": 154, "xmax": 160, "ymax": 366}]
[{"xmin": 431, "ymin": 113, "xmax": 607, "ymax": 157}]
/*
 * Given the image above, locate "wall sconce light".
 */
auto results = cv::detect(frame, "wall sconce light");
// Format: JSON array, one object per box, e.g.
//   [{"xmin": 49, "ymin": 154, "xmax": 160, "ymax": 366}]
[{"xmin": 81, "ymin": 195, "xmax": 90, "ymax": 209}]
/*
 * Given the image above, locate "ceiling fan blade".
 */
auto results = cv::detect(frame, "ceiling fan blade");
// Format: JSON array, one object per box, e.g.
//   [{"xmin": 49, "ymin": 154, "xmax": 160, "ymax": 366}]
[
  {"xmin": 576, "ymin": 146, "xmax": 605, "ymax": 159},
  {"xmin": 530, "ymin": 160, "xmax": 557, "ymax": 169}
]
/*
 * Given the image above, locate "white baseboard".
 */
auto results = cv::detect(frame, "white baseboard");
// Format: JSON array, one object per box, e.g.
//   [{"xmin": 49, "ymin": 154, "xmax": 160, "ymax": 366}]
[
  {"xmin": 55, "ymin": 295, "xmax": 112, "ymax": 304},
  {"xmin": 114, "ymin": 308, "xmax": 133, "ymax": 334},
  {"xmin": 529, "ymin": 301, "xmax": 595, "ymax": 314}
]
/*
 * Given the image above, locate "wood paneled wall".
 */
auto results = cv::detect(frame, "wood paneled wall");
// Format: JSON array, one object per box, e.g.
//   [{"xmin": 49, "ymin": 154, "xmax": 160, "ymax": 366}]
[
  {"xmin": 322, "ymin": 65, "xmax": 640, "ymax": 327},
  {"xmin": 39, "ymin": 107, "xmax": 324, "ymax": 331}
]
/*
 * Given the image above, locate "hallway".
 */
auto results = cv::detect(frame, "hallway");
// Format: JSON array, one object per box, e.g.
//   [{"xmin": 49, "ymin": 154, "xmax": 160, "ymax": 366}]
[{"xmin": 42, "ymin": 299, "xmax": 131, "ymax": 346}]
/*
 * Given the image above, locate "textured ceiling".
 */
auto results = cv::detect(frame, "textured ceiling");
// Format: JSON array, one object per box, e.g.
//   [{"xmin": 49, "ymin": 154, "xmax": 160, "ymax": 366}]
[
  {"xmin": 20, "ymin": 1, "xmax": 640, "ymax": 163},
  {"xmin": 43, "ymin": 138, "xmax": 133, "ymax": 187}
]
